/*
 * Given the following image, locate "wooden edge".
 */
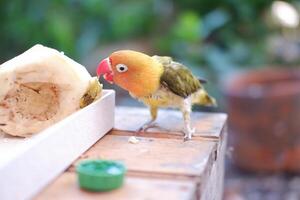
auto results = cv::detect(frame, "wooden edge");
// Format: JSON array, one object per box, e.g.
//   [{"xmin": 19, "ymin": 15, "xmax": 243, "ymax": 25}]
[
  {"xmin": 110, "ymin": 129, "xmax": 220, "ymax": 142},
  {"xmin": 67, "ymin": 166, "xmax": 200, "ymax": 181},
  {"xmin": 35, "ymin": 171, "xmax": 198, "ymax": 200},
  {"xmin": 197, "ymin": 120, "xmax": 228, "ymax": 200}
]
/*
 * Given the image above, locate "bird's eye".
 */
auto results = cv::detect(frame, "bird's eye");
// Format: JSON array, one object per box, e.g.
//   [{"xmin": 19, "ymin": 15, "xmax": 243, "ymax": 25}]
[{"xmin": 116, "ymin": 64, "xmax": 128, "ymax": 73}]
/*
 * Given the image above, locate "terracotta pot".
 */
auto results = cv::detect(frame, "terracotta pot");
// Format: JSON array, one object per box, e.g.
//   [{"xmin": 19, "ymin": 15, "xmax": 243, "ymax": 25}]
[{"xmin": 224, "ymin": 68, "xmax": 300, "ymax": 172}]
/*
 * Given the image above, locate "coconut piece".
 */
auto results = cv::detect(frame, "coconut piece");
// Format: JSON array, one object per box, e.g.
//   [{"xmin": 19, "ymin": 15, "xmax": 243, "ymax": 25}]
[{"xmin": 0, "ymin": 44, "xmax": 102, "ymax": 137}]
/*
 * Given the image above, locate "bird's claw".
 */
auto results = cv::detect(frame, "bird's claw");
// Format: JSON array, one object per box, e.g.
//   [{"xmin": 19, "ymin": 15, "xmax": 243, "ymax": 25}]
[
  {"xmin": 183, "ymin": 127, "xmax": 195, "ymax": 142},
  {"xmin": 138, "ymin": 122, "xmax": 158, "ymax": 132},
  {"xmin": 183, "ymin": 135, "xmax": 191, "ymax": 142}
]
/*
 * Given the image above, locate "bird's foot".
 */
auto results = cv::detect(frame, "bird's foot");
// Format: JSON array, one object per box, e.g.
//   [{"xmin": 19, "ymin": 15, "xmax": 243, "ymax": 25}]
[
  {"xmin": 138, "ymin": 122, "xmax": 158, "ymax": 132},
  {"xmin": 183, "ymin": 127, "xmax": 196, "ymax": 142}
]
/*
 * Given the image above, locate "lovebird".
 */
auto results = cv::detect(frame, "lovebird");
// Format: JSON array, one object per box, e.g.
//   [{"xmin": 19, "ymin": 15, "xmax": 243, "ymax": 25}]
[{"xmin": 97, "ymin": 50, "xmax": 216, "ymax": 141}]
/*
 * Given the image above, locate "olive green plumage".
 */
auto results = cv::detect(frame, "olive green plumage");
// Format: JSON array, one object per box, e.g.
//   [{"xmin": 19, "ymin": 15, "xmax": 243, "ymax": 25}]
[{"xmin": 153, "ymin": 55, "xmax": 216, "ymax": 106}]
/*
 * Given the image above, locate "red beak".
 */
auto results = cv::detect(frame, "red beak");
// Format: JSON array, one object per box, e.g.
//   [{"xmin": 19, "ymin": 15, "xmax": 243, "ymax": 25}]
[{"xmin": 97, "ymin": 57, "xmax": 114, "ymax": 84}]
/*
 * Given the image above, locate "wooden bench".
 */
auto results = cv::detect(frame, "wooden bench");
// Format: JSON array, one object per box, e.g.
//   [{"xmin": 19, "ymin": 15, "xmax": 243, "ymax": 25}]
[{"xmin": 35, "ymin": 106, "xmax": 227, "ymax": 200}]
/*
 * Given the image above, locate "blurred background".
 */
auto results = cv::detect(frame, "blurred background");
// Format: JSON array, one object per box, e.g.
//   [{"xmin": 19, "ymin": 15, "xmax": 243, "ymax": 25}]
[{"xmin": 1, "ymin": 0, "xmax": 300, "ymax": 199}]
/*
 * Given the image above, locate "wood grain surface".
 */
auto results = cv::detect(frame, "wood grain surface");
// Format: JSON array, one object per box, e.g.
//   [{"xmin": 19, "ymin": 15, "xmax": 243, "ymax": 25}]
[
  {"xmin": 35, "ymin": 173, "xmax": 196, "ymax": 200},
  {"xmin": 35, "ymin": 106, "xmax": 227, "ymax": 200},
  {"xmin": 71, "ymin": 134, "xmax": 216, "ymax": 177},
  {"xmin": 115, "ymin": 106, "xmax": 227, "ymax": 137}
]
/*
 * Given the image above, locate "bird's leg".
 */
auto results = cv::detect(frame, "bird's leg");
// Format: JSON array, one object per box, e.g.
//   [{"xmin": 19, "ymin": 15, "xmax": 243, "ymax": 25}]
[
  {"xmin": 138, "ymin": 106, "xmax": 158, "ymax": 132},
  {"xmin": 181, "ymin": 98, "xmax": 195, "ymax": 141}
]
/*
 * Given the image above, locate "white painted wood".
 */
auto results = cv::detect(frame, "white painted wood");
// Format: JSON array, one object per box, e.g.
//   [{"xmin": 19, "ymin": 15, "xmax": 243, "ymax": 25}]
[{"xmin": 0, "ymin": 90, "xmax": 115, "ymax": 200}]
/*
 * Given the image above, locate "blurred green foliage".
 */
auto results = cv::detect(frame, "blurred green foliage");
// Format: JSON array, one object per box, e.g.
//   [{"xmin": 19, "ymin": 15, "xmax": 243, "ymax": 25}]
[
  {"xmin": 1, "ymin": 0, "xmax": 300, "ymax": 101},
  {"xmin": 0, "ymin": 0, "xmax": 157, "ymax": 61}
]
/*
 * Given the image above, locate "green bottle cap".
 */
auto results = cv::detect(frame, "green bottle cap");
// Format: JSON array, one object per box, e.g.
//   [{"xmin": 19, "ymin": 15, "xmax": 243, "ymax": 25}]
[{"xmin": 76, "ymin": 159, "xmax": 126, "ymax": 192}]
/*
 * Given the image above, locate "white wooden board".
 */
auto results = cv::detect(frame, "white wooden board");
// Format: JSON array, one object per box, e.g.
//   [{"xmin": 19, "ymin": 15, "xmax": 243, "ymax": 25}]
[{"xmin": 0, "ymin": 89, "xmax": 115, "ymax": 200}]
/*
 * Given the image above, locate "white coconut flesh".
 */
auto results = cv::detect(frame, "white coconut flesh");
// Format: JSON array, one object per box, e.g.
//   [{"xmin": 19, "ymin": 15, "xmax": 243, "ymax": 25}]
[{"xmin": 0, "ymin": 44, "xmax": 99, "ymax": 137}]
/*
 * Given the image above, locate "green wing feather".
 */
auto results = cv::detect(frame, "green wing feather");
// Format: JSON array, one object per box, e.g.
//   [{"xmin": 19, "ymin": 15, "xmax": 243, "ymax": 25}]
[{"xmin": 153, "ymin": 56, "xmax": 201, "ymax": 98}]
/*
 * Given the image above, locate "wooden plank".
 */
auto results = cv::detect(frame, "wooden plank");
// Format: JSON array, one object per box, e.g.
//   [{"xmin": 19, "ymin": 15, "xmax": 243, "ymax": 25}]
[
  {"xmin": 115, "ymin": 106, "xmax": 227, "ymax": 137},
  {"xmin": 35, "ymin": 172, "xmax": 196, "ymax": 200},
  {"xmin": 71, "ymin": 134, "xmax": 217, "ymax": 178},
  {"xmin": 35, "ymin": 107, "xmax": 227, "ymax": 200}
]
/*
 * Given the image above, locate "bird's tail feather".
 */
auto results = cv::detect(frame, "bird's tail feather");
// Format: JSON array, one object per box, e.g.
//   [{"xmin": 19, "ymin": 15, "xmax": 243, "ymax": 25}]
[{"xmin": 191, "ymin": 89, "xmax": 217, "ymax": 107}]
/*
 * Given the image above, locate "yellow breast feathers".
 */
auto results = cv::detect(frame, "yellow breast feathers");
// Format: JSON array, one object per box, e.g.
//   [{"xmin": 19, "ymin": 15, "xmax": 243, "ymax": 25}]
[{"xmin": 138, "ymin": 87, "xmax": 183, "ymax": 108}]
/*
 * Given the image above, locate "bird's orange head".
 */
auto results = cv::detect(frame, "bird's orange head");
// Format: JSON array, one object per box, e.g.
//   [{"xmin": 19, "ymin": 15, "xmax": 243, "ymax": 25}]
[{"xmin": 97, "ymin": 50, "xmax": 163, "ymax": 97}]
